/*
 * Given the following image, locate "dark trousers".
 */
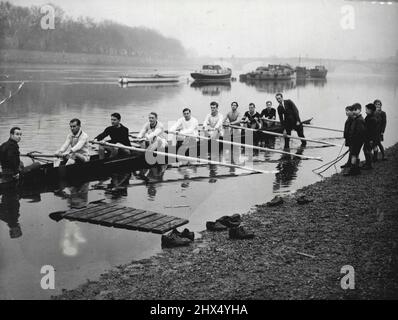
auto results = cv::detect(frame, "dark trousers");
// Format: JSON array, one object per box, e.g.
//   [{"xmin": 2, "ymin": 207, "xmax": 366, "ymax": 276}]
[
  {"xmin": 284, "ymin": 125, "xmax": 306, "ymax": 148},
  {"xmin": 363, "ymin": 141, "xmax": 374, "ymax": 166}
]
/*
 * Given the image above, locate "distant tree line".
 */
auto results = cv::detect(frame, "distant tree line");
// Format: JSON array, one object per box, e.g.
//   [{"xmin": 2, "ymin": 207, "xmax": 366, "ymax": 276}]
[{"xmin": 0, "ymin": 1, "xmax": 186, "ymax": 58}]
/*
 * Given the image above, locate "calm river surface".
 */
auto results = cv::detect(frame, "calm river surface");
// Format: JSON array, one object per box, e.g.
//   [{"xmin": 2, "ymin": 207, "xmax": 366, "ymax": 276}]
[{"xmin": 0, "ymin": 64, "xmax": 397, "ymax": 299}]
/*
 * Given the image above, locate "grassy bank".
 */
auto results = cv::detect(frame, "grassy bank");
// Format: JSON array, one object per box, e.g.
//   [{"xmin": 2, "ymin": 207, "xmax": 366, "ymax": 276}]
[
  {"xmin": 55, "ymin": 144, "xmax": 398, "ymax": 300},
  {"xmin": 0, "ymin": 49, "xmax": 194, "ymax": 68}
]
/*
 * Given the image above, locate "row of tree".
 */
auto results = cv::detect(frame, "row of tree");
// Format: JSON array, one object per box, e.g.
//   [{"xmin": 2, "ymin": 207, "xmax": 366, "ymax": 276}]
[{"xmin": 0, "ymin": 1, "xmax": 186, "ymax": 58}]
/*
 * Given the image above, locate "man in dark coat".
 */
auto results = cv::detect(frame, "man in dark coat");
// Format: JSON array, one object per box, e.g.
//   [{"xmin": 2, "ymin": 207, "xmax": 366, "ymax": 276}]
[
  {"xmin": 374, "ymin": 99, "xmax": 387, "ymax": 161},
  {"xmin": 344, "ymin": 103, "xmax": 366, "ymax": 176},
  {"xmin": 362, "ymin": 103, "xmax": 379, "ymax": 170},
  {"xmin": 0, "ymin": 127, "xmax": 40, "ymax": 181},
  {"xmin": 341, "ymin": 106, "xmax": 354, "ymax": 168},
  {"xmin": 275, "ymin": 93, "xmax": 306, "ymax": 149},
  {"xmin": 0, "ymin": 127, "xmax": 23, "ymax": 180}
]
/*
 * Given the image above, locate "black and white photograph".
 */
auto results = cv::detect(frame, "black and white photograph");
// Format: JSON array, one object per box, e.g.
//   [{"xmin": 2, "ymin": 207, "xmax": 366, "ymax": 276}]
[{"xmin": 0, "ymin": 0, "xmax": 398, "ymax": 306}]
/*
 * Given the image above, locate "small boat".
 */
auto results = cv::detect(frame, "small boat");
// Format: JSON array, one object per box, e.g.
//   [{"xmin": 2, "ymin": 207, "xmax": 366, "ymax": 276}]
[
  {"xmin": 240, "ymin": 64, "xmax": 295, "ymax": 81},
  {"xmin": 190, "ymin": 65, "xmax": 232, "ymax": 82},
  {"xmin": 118, "ymin": 74, "xmax": 180, "ymax": 84},
  {"xmin": 308, "ymin": 65, "xmax": 327, "ymax": 79}
]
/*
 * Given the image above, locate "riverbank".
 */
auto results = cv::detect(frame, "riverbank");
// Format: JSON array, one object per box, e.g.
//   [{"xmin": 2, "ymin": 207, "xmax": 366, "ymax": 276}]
[{"xmin": 55, "ymin": 144, "xmax": 398, "ymax": 300}]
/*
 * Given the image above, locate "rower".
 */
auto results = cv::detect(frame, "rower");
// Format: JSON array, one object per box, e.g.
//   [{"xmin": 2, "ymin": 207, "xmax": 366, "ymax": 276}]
[
  {"xmin": 54, "ymin": 118, "xmax": 90, "ymax": 167},
  {"xmin": 223, "ymin": 101, "xmax": 241, "ymax": 139},
  {"xmin": 260, "ymin": 100, "xmax": 276, "ymax": 128},
  {"xmin": 169, "ymin": 108, "xmax": 199, "ymax": 149},
  {"xmin": 203, "ymin": 101, "xmax": 224, "ymax": 139},
  {"xmin": 241, "ymin": 103, "xmax": 261, "ymax": 145},
  {"xmin": 275, "ymin": 92, "xmax": 306, "ymax": 149},
  {"xmin": 0, "ymin": 127, "xmax": 40, "ymax": 181},
  {"xmin": 137, "ymin": 112, "xmax": 167, "ymax": 151},
  {"xmin": 94, "ymin": 113, "xmax": 131, "ymax": 159}
]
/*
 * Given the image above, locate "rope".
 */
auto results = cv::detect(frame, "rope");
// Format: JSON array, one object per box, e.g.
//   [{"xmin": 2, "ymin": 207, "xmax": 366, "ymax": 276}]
[{"xmin": 312, "ymin": 146, "xmax": 348, "ymax": 174}]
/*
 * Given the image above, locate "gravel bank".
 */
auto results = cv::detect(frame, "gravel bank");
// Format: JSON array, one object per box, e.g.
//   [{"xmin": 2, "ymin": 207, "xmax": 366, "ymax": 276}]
[{"xmin": 55, "ymin": 144, "xmax": 398, "ymax": 300}]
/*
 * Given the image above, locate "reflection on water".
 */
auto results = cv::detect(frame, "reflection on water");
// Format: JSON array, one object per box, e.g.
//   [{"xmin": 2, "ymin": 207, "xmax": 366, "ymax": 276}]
[
  {"xmin": 190, "ymin": 80, "xmax": 231, "ymax": 96},
  {"xmin": 133, "ymin": 165, "xmax": 168, "ymax": 200},
  {"xmin": 241, "ymin": 79, "xmax": 296, "ymax": 93},
  {"xmin": 273, "ymin": 146, "xmax": 304, "ymax": 193},
  {"xmin": 296, "ymin": 78, "xmax": 327, "ymax": 88},
  {"xmin": 62, "ymin": 221, "xmax": 87, "ymax": 257},
  {"xmin": 0, "ymin": 186, "xmax": 22, "ymax": 239}
]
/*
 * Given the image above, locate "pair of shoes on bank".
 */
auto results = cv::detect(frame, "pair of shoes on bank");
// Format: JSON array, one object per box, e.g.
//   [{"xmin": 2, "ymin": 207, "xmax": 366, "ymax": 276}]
[
  {"xmin": 267, "ymin": 196, "xmax": 284, "ymax": 207},
  {"xmin": 296, "ymin": 195, "xmax": 314, "ymax": 205},
  {"xmin": 229, "ymin": 226, "xmax": 255, "ymax": 240},
  {"xmin": 206, "ymin": 214, "xmax": 242, "ymax": 231},
  {"xmin": 161, "ymin": 228, "xmax": 194, "ymax": 248}
]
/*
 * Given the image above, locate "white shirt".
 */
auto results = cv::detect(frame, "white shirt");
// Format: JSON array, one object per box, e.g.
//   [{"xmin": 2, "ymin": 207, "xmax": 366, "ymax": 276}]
[
  {"xmin": 203, "ymin": 112, "xmax": 224, "ymax": 131},
  {"xmin": 138, "ymin": 121, "xmax": 167, "ymax": 142},
  {"xmin": 170, "ymin": 117, "xmax": 199, "ymax": 136},
  {"xmin": 57, "ymin": 129, "xmax": 90, "ymax": 160}
]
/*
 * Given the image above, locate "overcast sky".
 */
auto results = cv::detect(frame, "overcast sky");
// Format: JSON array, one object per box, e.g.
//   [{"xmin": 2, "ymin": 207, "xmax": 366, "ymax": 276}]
[{"xmin": 11, "ymin": 0, "xmax": 398, "ymax": 59}]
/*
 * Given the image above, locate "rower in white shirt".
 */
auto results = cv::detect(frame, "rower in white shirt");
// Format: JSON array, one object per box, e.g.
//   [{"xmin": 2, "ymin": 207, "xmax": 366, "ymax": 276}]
[
  {"xmin": 54, "ymin": 118, "xmax": 90, "ymax": 167},
  {"xmin": 137, "ymin": 112, "xmax": 167, "ymax": 150},
  {"xmin": 203, "ymin": 101, "xmax": 224, "ymax": 139},
  {"xmin": 169, "ymin": 108, "xmax": 199, "ymax": 148}
]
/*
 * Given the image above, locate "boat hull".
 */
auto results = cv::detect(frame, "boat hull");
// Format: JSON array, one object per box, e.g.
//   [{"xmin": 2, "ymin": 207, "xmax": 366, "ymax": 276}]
[
  {"xmin": 1, "ymin": 118, "xmax": 312, "ymax": 193},
  {"xmin": 119, "ymin": 76, "xmax": 179, "ymax": 84},
  {"xmin": 190, "ymin": 72, "xmax": 232, "ymax": 81}
]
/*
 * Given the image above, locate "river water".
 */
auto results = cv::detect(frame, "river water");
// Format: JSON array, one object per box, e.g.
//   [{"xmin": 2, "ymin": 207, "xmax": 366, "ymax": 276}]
[{"xmin": 0, "ymin": 64, "xmax": 397, "ymax": 299}]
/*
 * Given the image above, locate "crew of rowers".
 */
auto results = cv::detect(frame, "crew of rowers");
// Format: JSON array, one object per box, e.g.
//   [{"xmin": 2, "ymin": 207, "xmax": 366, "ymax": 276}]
[
  {"xmin": 342, "ymin": 99, "xmax": 387, "ymax": 176},
  {"xmin": 1, "ymin": 93, "xmax": 387, "ymax": 179},
  {"xmin": 0, "ymin": 92, "xmax": 307, "ymax": 176}
]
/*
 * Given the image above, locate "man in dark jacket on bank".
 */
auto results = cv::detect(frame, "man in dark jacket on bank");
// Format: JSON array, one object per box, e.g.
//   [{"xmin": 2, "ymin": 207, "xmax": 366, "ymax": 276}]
[
  {"xmin": 94, "ymin": 113, "xmax": 131, "ymax": 159},
  {"xmin": 362, "ymin": 103, "xmax": 379, "ymax": 170},
  {"xmin": 344, "ymin": 103, "xmax": 366, "ymax": 176},
  {"xmin": 275, "ymin": 93, "xmax": 306, "ymax": 149},
  {"xmin": 341, "ymin": 105, "xmax": 354, "ymax": 168},
  {"xmin": 374, "ymin": 99, "xmax": 387, "ymax": 161}
]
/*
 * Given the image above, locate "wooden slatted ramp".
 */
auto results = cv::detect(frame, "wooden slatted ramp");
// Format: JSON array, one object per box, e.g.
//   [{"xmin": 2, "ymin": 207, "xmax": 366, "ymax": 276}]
[{"xmin": 52, "ymin": 201, "xmax": 189, "ymax": 234}]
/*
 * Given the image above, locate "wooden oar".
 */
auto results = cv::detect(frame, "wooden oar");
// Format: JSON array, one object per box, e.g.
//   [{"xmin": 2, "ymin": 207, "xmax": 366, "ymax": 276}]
[
  {"xmin": 260, "ymin": 118, "xmax": 343, "ymax": 133},
  {"xmin": 90, "ymin": 141, "xmax": 278, "ymax": 175},
  {"xmin": 226, "ymin": 124, "xmax": 343, "ymax": 147},
  {"xmin": 21, "ymin": 153, "xmax": 61, "ymax": 158},
  {"xmin": 166, "ymin": 131, "xmax": 323, "ymax": 161}
]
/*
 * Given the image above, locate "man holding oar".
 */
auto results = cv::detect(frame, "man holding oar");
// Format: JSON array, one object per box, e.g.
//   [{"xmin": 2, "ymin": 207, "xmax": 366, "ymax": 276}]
[
  {"xmin": 169, "ymin": 108, "xmax": 199, "ymax": 149},
  {"xmin": 203, "ymin": 101, "xmax": 224, "ymax": 139},
  {"xmin": 0, "ymin": 127, "xmax": 41, "ymax": 180},
  {"xmin": 275, "ymin": 93, "xmax": 306, "ymax": 149},
  {"xmin": 223, "ymin": 101, "xmax": 241, "ymax": 139},
  {"xmin": 137, "ymin": 112, "xmax": 167, "ymax": 151},
  {"xmin": 54, "ymin": 118, "xmax": 90, "ymax": 167},
  {"xmin": 93, "ymin": 113, "xmax": 131, "ymax": 159}
]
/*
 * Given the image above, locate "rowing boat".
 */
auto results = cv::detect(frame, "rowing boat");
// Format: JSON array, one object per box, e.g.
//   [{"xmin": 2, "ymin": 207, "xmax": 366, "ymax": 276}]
[
  {"xmin": 0, "ymin": 153, "xmax": 149, "ymax": 194},
  {"xmin": 0, "ymin": 118, "xmax": 313, "ymax": 193}
]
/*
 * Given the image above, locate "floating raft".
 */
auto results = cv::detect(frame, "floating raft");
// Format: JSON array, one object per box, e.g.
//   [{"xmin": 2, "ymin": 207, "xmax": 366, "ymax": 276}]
[{"xmin": 53, "ymin": 201, "xmax": 189, "ymax": 234}]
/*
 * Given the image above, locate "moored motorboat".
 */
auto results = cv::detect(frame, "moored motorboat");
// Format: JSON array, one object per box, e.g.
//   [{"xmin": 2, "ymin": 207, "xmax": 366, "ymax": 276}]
[
  {"xmin": 190, "ymin": 65, "xmax": 232, "ymax": 81},
  {"xmin": 308, "ymin": 65, "xmax": 328, "ymax": 79},
  {"xmin": 240, "ymin": 64, "xmax": 295, "ymax": 81}
]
